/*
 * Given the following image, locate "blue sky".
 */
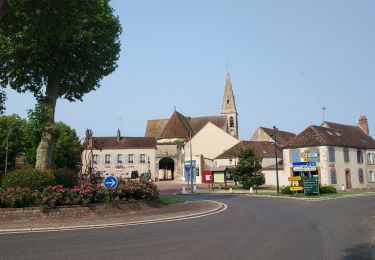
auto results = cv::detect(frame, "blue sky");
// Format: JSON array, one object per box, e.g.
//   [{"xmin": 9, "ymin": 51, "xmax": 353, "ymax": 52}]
[{"xmin": 4, "ymin": 0, "xmax": 375, "ymax": 139}]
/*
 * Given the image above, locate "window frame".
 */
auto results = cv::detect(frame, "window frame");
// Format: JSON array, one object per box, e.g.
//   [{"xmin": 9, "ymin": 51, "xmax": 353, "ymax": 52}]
[
  {"xmin": 93, "ymin": 154, "xmax": 99, "ymax": 164},
  {"xmin": 128, "ymin": 154, "xmax": 134, "ymax": 164},
  {"xmin": 343, "ymin": 148, "xmax": 350, "ymax": 163},
  {"xmin": 358, "ymin": 168, "xmax": 364, "ymax": 184},
  {"xmin": 330, "ymin": 168, "xmax": 337, "ymax": 185},
  {"xmin": 117, "ymin": 154, "xmax": 123, "ymax": 164},
  {"xmin": 357, "ymin": 150, "xmax": 363, "ymax": 164},
  {"xmin": 105, "ymin": 154, "xmax": 111, "ymax": 164},
  {"xmin": 140, "ymin": 154, "xmax": 146, "ymax": 164},
  {"xmin": 328, "ymin": 147, "xmax": 335, "ymax": 163}
]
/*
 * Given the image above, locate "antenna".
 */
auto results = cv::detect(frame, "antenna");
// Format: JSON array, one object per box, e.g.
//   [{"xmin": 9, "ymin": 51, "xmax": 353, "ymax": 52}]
[
  {"xmin": 322, "ymin": 106, "xmax": 327, "ymax": 122},
  {"xmin": 115, "ymin": 117, "xmax": 123, "ymax": 133}
]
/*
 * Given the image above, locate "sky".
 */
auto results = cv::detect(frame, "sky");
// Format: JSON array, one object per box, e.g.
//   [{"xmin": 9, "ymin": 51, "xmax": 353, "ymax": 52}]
[{"xmin": 4, "ymin": 0, "xmax": 375, "ymax": 140}]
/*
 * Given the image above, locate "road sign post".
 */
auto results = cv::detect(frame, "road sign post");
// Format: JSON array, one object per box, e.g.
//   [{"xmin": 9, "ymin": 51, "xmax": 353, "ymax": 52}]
[{"xmin": 103, "ymin": 176, "xmax": 118, "ymax": 189}]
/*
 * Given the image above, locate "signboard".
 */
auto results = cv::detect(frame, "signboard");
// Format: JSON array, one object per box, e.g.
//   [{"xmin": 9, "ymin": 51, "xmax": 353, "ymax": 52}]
[
  {"xmin": 184, "ymin": 160, "xmax": 196, "ymax": 168},
  {"xmin": 293, "ymin": 161, "xmax": 316, "ymax": 166},
  {"xmin": 293, "ymin": 166, "xmax": 317, "ymax": 172},
  {"xmin": 288, "ymin": 176, "xmax": 302, "ymax": 181},
  {"xmin": 213, "ymin": 173, "xmax": 225, "ymax": 183},
  {"xmin": 290, "ymin": 186, "xmax": 304, "ymax": 191},
  {"xmin": 301, "ymin": 152, "xmax": 319, "ymax": 158},
  {"xmin": 304, "ymin": 178, "xmax": 319, "ymax": 195},
  {"xmin": 103, "ymin": 176, "xmax": 118, "ymax": 189}
]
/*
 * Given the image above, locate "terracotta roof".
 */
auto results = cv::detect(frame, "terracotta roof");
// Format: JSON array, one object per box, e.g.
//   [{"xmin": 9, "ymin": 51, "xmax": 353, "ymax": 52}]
[
  {"xmin": 285, "ymin": 123, "xmax": 375, "ymax": 149},
  {"xmin": 260, "ymin": 127, "xmax": 296, "ymax": 146},
  {"xmin": 215, "ymin": 141, "xmax": 282, "ymax": 159},
  {"xmin": 92, "ymin": 137, "xmax": 157, "ymax": 150},
  {"xmin": 145, "ymin": 111, "xmax": 228, "ymax": 140},
  {"xmin": 145, "ymin": 119, "xmax": 168, "ymax": 139}
]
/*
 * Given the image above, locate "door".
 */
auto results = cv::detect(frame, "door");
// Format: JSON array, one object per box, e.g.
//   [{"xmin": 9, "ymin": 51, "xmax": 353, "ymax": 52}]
[{"xmin": 345, "ymin": 170, "xmax": 352, "ymax": 189}]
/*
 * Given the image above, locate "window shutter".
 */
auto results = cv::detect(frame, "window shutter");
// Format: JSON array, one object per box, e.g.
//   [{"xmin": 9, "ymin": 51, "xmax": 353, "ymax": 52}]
[
  {"xmin": 134, "ymin": 154, "xmax": 137, "ymax": 164},
  {"xmin": 124, "ymin": 154, "xmax": 128, "ymax": 164},
  {"xmin": 329, "ymin": 147, "xmax": 335, "ymax": 162},
  {"xmin": 101, "ymin": 155, "xmax": 105, "ymax": 164},
  {"xmin": 292, "ymin": 150, "xmax": 298, "ymax": 163}
]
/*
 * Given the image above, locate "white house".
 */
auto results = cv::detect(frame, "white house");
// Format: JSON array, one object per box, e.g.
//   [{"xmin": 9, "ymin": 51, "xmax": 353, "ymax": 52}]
[
  {"xmin": 283, "ymin": 116, "xmax": 375, "ymax": 190},
  {"xmin": 82, "ymin": 129, "xmax": 157, "ymax": 180}
]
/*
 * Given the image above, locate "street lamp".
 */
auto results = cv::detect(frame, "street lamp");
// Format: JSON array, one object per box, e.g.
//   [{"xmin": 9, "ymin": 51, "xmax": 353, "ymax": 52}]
[
  {"xmin": 273, "ymin": 126, "xmax": 280, "ymax": 194},
  {"xmin": 4, "ymin": 127, "xmax": 14, "ymax": 174}
]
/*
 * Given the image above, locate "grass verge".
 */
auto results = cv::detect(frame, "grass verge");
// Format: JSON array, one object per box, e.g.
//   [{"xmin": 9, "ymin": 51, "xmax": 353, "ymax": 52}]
[{"xmin": 157, "ymin": 197, "xmax": 185, "ymax": 204}]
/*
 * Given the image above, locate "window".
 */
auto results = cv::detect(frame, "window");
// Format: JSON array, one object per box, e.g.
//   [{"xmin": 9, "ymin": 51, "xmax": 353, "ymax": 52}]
[
  {"xmin": 140, "ymin": 154, "xmax": 146, "ymax": 164},
  {"xmin": 128, "ymin": 154, "xmax": 134, "ymax": 163},
  {"xmin": 358, "ymin": 169, "xmax": 364, "ymax": 184},
  {"xmin": 330, "ymin": 168, "xmax": 337, "ymax": 185},
  {"xmin": 368, "ymin": 153, "xmax": 374, "ymax": 165},
  {"xmin": 105, "ymin": 154, "xmax": 110, "ymax": 164},
  {"xmin": 328, "ymin": 147, "xmax": 335, "ymax": 162},
  {"xmin": 369, "ymin": 171, "xmax": 375, "ymax": 183},
  {"xmin": 291, "ymin": 149, "xmax": 299, "ymax": 163},
  {"xmin": 117, "ymin": 154, "xmax": 123, "ymax": 164},
  {"xmin": 343, "ymin": 148, "xmax": 350, "ymax": 162},
  {"xmin": 93, "ymin": 155, "xmax": 99, "ymax": 164},
  {"xmin": 230, "ymin": 116, "xmax": 234, "ymax": 127},
  {"xmin": 357, "ymin": 150, "xmax": 363, "ymax": 164}
]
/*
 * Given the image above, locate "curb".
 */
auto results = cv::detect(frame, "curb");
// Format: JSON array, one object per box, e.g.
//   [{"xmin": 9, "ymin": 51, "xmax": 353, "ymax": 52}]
[
  {"xmin": 0, "ymin": 200, "xmax": 227, "ymax": 235},
  {"xmin": 246, "ymin": 193, "xmax": 375, "ymax": 201}
]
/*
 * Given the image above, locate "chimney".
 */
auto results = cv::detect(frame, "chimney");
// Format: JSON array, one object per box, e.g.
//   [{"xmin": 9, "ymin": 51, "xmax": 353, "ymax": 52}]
[
  {"xmin": 358, "ymin": 115, "xmax": 369, "ymax": 135},
  {"xmin": 116, "ymin": 128, "xmax": 121, "ymax": 142}
]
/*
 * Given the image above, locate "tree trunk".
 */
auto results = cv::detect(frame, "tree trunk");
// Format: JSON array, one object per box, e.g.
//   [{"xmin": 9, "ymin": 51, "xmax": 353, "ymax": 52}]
[{"xmin": 35, "ymin": 78, "xmax": 59, "ymax": 169}]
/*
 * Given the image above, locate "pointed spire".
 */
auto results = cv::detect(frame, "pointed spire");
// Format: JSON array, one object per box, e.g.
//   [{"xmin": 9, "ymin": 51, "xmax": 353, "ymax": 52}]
[{"xmin": 222, "ymin": 72, "xmax": 237, "ymax": 114}]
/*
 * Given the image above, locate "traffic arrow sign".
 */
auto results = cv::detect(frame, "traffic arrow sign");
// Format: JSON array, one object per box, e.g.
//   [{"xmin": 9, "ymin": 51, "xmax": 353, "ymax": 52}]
[{"xmin": 103, "ymin": 176, "xmax": 118, "ymax": 189}]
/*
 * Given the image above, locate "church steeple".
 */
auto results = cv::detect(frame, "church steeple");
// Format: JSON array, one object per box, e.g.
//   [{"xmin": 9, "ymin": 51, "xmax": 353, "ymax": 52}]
[{"xmin": 221, "ymin": 72, "xmax": 238, "ymax": 138}]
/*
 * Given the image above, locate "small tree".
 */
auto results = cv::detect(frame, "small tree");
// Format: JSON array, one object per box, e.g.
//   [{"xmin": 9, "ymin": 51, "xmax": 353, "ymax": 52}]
[{"xmin": 233, "ymin": 146, "xmax": 265, "ymax": 191}]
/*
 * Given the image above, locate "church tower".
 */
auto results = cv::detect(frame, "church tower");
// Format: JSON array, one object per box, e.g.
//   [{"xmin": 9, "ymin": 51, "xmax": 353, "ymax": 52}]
[{"xmin": 221, "ymin": 73, "xmax": 238, "ymax": 138}]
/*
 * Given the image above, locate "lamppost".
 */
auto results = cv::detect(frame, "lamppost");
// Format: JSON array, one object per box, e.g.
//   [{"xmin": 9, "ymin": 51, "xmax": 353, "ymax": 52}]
[
  {"xmin": 4, "ymin": 127, "xmax": 13, "ymax": 174},
  {"xmin": 189, "ymin": 130, "xmax": 194, "ymax": 193},
  {"xmin": 273, "ymin": 126, "xmax": 280, "ymax": 193}
]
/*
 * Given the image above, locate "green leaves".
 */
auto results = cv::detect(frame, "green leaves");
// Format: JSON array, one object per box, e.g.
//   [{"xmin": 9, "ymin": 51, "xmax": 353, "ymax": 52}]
[
  {"xmin": 233, "ymin": 146, "xmax": 265, "ymax": 189},
  {"xmin": 0, "ymin": 0, "xmax": 122, "ymax": 101}
]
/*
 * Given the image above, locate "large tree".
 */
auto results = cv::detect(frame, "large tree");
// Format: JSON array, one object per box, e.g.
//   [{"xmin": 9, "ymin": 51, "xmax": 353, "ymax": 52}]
[{"xmin": 0, "ymin": 0, "xmax": 121, "ymax": 168}]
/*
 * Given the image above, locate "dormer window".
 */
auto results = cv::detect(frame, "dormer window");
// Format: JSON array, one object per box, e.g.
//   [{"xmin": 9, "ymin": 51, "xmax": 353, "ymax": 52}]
[{"xmin": 327, "ymin": 131, "xmax": 333, "ymax": 135}]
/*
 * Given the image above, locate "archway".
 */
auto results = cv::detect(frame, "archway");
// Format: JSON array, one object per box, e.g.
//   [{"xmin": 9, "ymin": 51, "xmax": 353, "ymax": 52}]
[{"xmin": 159, "ymin": 157, "xmax": 175, "ymax": 180}]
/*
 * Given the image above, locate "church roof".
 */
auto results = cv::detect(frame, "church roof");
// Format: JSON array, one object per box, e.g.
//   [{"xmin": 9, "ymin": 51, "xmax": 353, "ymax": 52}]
[
  {"xmin": 145, "ymin": 112, "xmax": 228, "ymax": 140},
  {"xmin": 221, "ymin": 73, "xmax": 237, "ymax": 114},
  {"xmin": 91, "ymin": 137, "xmax": 157, "ymax": 150}
]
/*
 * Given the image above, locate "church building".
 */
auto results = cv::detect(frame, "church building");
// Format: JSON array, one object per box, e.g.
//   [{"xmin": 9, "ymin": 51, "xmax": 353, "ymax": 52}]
[{"xmin": 144, "ymin": 73, "xmax": 240, "ymax": 183}]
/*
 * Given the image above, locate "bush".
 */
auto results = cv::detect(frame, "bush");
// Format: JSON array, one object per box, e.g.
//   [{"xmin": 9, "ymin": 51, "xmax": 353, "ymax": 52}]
[
  {"xmin": 117, "ymin": 179, "xmax": 159, "ymax": 200},
  {"xmin": 1, "ymin": 168, "xmax": 55, "ymax": 191},
  {"xmin": 40, "ymin": 185, "xmax": 67, "ymax": 207},
  {"xmin": 319, "ymin": 185, "xmax": 337, "ymax": 194},
  {"xmin": 0, "ymin": 188, "xmax": 41, "ymax": 208},
  {"xmin": 51, "ymin": 168, "xmax": 79, "ymax": 188},
  {"xmin": 281, "ymin": 186, "xmax": 293, "ymax": 195}
]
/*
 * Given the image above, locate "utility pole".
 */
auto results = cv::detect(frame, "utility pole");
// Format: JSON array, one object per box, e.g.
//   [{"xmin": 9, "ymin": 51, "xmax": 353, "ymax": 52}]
[
  {"xmin": 273, "ymin": 126, "xmax": 280, "ymax": 194},
  {"xmin": 322, "ymin": 106, "xmax": 327, "ymax": 123},
  {"xmin": 189, "ymin": 130, "xmax": 194, "ymax": 193},
  {"xmin": 4, "ymin": 127, "xmax": 13, "ymax": 174}
]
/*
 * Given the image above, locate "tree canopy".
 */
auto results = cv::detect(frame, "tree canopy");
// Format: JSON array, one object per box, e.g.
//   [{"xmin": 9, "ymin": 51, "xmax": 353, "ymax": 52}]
[
  {"xmin": 0, "ymin": 0, "xmax": 122, "ymax": 168},
  {"xmin": 233, "ymin": 146, "xmax": 265, "ymax": 190}
]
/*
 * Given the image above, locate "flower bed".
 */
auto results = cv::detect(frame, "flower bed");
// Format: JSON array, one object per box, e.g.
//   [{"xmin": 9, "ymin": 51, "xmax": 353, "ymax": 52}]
[{"xmin": 0, "ymin": 179, "xmax": 159, "ymax": 208}]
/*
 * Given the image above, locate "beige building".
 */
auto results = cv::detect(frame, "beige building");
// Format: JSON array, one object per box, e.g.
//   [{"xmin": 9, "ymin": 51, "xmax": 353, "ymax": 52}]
[
  {"xmin": 144, "ymin": 73, "xmax": 240, "ymax": 182},
  {"xmin": 82, "ymin": 129, "xmax": 157, "ymax": 179},
  {"xmin": 214, "ymin": 141, "xmax": 289, "ymax": 186},
  {"xmin": 250, "ymin": 127, "xmax": 296, "ymax": 147},
  {"xmin": 283, "ymin": 116, "xmax": 375, "ymax": 190}
]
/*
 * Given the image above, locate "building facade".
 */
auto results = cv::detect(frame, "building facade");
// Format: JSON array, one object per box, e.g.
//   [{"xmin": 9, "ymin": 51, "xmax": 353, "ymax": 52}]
[
  {"xmin": 82, "ymin": 129, "xmax": 157, "ymax": 180},
  {"xmin": 283, "ymin": 116, "xmax": 375, "ymax": 189}
]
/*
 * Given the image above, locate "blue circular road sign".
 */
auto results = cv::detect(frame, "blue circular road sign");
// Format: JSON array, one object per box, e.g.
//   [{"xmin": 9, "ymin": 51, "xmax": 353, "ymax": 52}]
[{"xmin": 103, "ymin": 176, "xmax": 118, "ymax": 189}]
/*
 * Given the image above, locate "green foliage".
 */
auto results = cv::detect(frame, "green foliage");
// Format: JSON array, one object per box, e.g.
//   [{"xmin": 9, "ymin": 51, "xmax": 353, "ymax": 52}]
[
  {"xmin": 1, "ymin": 168, "xmax": 55, "ymax": 191},
  {"xmin": 233, "ymin": 146, "xmax": 265, "ymax": 189},
  {"xmin": 0, "ymin": 89, "xmax": 5, "ymax": 114},
  {"xmin": 281, "ymin": 186, "xmax": 293, "ymax": 195},
  {"xmin": 0, "ymin": 114, "xmax": 27, "ymax": 173},
  {"xmin": 319, "ymin": 185, "xmax": 337, "ymax": 194},
  {"xmin": 23, "ymin": 104, "xmax": 82, "ymax": 169},
  {"xmin": 0, "ymin": 0, "xmax": 122, "ymax": 101},
  {"xmin": 51, "ymin": 168, "xmax": 79, "ymax": 188},
  {"xmin": 0, "ymin": 187, "xmax": 40, "ymax": 208}
]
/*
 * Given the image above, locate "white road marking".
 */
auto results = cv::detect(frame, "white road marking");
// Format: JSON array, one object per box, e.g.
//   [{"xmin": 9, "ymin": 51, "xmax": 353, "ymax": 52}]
[{"xmin": 0, "ymin": 200, "xmax": 227, "ymax": 235}]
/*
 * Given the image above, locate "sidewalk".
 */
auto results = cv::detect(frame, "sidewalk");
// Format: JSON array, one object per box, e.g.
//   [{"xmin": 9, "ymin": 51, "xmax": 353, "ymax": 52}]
[{"xmin": 0, "ymin": 200, "xmax": 222, "ymax": 233}]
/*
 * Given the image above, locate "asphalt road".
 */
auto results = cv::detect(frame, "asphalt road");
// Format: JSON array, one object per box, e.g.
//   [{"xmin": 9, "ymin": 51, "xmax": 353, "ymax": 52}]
[{"xmin": 0, "ymin": 195, "xmax": 374, "ymax": 260}]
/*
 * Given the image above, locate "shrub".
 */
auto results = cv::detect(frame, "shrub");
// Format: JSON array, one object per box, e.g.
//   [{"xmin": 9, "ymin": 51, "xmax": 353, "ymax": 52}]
[
  {"xmin": 0, "ymin": 188, "xmax": 41, "ymax": 208},
  {"xmin": 281, "ymin": 186, "xmax": 293, "ymax": 195},
  {"xmin": 51, "ymin": 168, "xmax": 79, "ymax": 188},
  {"xmin": 1, "ymin": 168, "xmax": 55, "ymax": 191},
  {"xmin": 41, "ymin": 185, "xmax": 67, "ymax": 207},
  {"xmin": 117, "ymin": 179, "xmax": 159, "ymax": 200},
  {"xmin": 319, "ymin": 185, "xmax": 337, "ymax": 194}
]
